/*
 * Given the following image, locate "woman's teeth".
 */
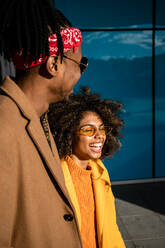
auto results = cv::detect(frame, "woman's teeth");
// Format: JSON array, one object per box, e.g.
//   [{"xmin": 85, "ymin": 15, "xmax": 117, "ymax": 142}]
[
  {"xmin": 89, "ymin": 143, "xmax": 103, "ymax": 147},
  {"xmin": 89, "ymin": 143, "xmax": 103, "ymax": 153}
]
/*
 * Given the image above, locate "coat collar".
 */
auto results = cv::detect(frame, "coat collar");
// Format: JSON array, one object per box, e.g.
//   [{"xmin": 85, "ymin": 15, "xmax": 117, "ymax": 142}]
[
  {"xmin": 0, "ymin": 77, "xmax": 71, "ymax": 205},
  {"xmin": 1, "ymin": 76, "xmax": 39, "ymax": 120},
  {"xmin": 89, "ymin": 159, "xmax": 111, "ymax": 186}
]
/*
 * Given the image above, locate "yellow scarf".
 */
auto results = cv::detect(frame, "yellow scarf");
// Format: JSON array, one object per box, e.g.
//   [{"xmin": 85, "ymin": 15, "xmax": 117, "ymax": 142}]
[{"xmin": 61, "ymin": 157, "xmax": 126, "ymax": 248}]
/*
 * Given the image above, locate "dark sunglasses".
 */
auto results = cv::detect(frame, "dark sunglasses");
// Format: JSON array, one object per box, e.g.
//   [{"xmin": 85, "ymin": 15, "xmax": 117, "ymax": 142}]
[{"xmin": 63, "ymin": 55, "xmax": 88, "ymax": 74}]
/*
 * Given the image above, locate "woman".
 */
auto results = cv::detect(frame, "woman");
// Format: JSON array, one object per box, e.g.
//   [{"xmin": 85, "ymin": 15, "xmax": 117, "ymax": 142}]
[{"xmin": 48, "ymin": 87, "xmax": 126, "ymax": 248}]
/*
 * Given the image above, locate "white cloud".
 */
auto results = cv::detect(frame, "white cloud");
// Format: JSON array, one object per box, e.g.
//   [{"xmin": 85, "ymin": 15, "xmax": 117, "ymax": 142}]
[
  {"xmin": 84, "ymin": 31, "xmax": 153, "ymax": 50},
  {"xmin": 101, "ymin": 55, "xmax": 125, "ymax": 61},
  {"xmin": 112, "ymin": 32, "xmax": 152, "ymax": 49},
  {"xmin": 83, "ymin": 32, "xmax": 111, "ymax": 44},
  {"xmin": 101, "ymin": 55, "xmax": 112, "ymax": 61},
  {"xmin": 155, "ymin": 33, "xmax": 165, "ymax": 47}
]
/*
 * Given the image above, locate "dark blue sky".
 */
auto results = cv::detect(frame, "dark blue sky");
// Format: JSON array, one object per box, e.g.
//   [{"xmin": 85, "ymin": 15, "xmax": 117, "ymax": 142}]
[{"xmin": 55, "ymin": 0, "xmax": 165, "ymax": 28}]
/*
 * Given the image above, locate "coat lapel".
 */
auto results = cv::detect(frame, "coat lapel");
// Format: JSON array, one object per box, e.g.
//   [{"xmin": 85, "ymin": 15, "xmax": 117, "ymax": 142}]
[
  {"xmin": 1, "ymin": 77, "xmax": 71, "ymax": 203},
  {"xmin": 26, "ymin": 117, "xmax": 70, "ymax": 198}
]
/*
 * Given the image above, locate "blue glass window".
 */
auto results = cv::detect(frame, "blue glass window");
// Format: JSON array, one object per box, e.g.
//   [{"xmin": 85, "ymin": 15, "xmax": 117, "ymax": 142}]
[
  {"xmin": 54, "ymin": 0, "xmax": 165, "ymax": 181},
  {"xmin": 155, "ymin": 31, "xmax": 165, "ymax": 177}
]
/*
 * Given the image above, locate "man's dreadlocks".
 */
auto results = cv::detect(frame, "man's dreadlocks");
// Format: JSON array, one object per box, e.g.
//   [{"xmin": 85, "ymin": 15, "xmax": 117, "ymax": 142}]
[{"xmin": 0, "ymin": 0, "xmax": 71, "ymax": 62}]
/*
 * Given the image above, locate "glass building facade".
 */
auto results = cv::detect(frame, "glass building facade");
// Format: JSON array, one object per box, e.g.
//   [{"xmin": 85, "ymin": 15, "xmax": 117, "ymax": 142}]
[{"xmin": 55, "ymin": 0, "xmax": 165, "ymax": 181}]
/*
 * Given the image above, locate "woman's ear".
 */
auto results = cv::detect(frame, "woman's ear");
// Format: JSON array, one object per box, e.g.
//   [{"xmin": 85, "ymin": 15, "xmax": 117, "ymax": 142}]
[{"xmin": 46, "ymin": 55, "xmax": 59, "ymax": 76}]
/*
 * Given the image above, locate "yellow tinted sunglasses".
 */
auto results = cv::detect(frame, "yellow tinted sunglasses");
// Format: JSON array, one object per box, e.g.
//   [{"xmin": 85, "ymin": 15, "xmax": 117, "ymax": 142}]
[{"xmin": 76, "ymin": 124, "xmax": 111, "ymax": 137}]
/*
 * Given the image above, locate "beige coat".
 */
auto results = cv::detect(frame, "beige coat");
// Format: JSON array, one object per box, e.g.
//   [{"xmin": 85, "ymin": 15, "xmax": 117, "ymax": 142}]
[{"xmin": 0, "ymin": 77, "xmax": 82, "ymax": 248}]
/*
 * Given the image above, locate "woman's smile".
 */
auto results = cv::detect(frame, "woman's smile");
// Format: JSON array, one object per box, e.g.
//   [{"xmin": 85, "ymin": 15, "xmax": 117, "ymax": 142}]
[{"xmin": 89, "ymin": 142, "xmax": 104, "ymax": 153}]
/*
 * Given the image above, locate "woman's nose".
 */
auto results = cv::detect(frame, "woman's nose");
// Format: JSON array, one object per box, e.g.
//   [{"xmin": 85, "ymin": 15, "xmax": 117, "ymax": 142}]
[{"xmin": 94, "ymin": 129, "xmax": 105, "ymax": 138}]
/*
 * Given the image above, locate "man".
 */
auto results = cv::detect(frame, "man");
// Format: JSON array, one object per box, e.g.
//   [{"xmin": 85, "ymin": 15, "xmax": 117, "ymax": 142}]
[{"xmin": 0, "ymin": 1, "xmax": 88, "ymax": 247}]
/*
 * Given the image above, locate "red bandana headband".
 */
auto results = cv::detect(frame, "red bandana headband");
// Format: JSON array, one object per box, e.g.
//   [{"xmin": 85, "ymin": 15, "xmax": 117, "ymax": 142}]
[{"xmin": 13, "ymin": 27, "xmax": 82, "ymax": 70}]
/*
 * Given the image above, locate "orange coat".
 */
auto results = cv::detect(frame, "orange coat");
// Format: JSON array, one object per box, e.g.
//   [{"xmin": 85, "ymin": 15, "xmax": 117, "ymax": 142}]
[
  {"xmin": 61, "ymin": 158, "xmax": 126, "ymax": 248},
  {"xmin": 0, "ymin": 77, "xmax": 82, "ymax": 248}
]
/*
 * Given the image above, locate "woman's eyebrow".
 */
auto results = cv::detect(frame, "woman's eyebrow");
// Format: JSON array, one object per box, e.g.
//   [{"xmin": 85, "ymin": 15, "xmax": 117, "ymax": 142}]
[
  {"xmin": 80, "ymin": 124, "xmax": 94, "ymax": 128},
  {"xmin": 80, "ymin": 123, "xmax": 104, "ymax": 128}
]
